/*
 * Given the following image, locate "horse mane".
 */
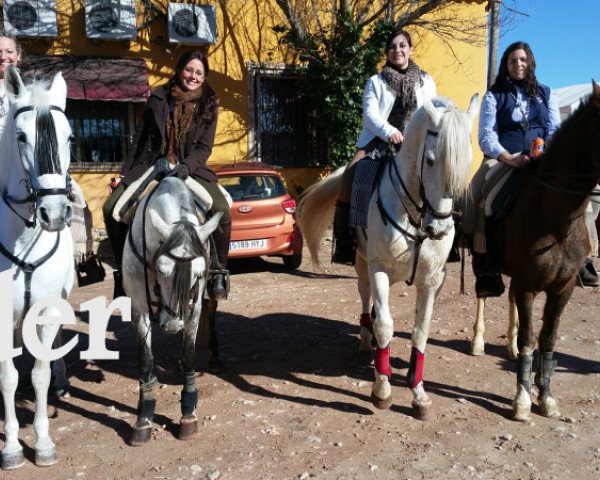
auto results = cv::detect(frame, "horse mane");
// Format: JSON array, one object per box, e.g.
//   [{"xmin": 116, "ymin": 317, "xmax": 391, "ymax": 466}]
[{"xmin": 407, "ymin": 97, "xmax": 473, "ymax": 198}]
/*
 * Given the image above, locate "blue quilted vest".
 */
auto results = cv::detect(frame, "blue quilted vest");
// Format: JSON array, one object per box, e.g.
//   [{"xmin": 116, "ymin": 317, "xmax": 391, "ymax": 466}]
[{"xmin": 491, "ymin": 81, "xmax": 551, "ymax": 154}]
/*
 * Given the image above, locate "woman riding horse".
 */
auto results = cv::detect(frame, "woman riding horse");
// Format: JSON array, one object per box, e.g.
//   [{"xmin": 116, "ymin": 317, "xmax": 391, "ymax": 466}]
[
  {"xmin": 103, "ymin": 50, "xmax": 230, "ymax": 301},
  {"xmin": 332, "ymin": 28, "xmax": 436, "ymax": 265},
  {"xmin": 463, "ymin": 41, "xmax": 599, "ymax": 295}
]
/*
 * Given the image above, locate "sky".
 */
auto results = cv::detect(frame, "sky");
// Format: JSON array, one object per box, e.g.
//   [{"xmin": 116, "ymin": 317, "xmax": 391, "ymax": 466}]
[{"xmin": 496, "ymin": 0, "xmax": 599, "ymax": 89}]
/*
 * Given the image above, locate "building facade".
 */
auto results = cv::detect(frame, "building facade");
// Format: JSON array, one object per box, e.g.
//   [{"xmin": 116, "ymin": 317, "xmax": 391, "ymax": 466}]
[{"xmin": 3, "ymin": 0, "xmax": 489, "ymax": 226}]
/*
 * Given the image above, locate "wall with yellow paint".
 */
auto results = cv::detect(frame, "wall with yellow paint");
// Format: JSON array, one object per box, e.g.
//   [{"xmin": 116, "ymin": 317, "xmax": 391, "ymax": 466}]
[{"xmin": 15, "ymin": 1, "xmax": 488, "ymax": 227}]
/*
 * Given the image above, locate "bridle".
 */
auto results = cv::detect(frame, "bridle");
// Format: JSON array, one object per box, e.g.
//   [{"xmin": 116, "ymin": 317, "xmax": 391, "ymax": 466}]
[
  {"xmin": 128, "ymin": 187, "xmax": 204, "ymax": 323},
  {"xmin": 2, "ymin": 105, "xmax": 74, "ymax": 228},
  {"xmin": 376, "ymin": 129, "xmax": 454, "ymax": 285}
]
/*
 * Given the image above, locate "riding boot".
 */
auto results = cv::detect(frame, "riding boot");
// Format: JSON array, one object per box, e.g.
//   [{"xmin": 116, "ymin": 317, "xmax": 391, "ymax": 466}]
[
  {"xmin": 207, "ymin": 220, "xmax": 231, "ymax": 301},
  {"xmin": 578, "ymin": 257, "xmax": 600, "ymax": 288},
  {"xmin": 113, "ymin": 270, "xmax": 126, "ymax": 299},
  {"xmin": 473, "ymin": 252, "xmax": 505, "ymax": 298},
  {"xmin": 332, "ymin": 202, "xmax": 356, "ymax": 265}
]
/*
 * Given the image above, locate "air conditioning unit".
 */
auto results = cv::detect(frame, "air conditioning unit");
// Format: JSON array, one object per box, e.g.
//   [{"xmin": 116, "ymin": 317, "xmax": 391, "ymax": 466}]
[
  {"xmin": 3, "ymin": 0, "xmax": 58, "ymax": 38},
  {"xmin": 85, "ymin": 0, "xmax": 137, "ymax": 41},
  {"xmin": 168, "ymin": 3, "xmax": 217, "ymax": 45}
]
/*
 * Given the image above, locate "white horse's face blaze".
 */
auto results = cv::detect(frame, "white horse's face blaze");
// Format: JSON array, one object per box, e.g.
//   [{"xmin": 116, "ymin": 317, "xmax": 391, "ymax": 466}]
[{"xmin": 7, "ymin": 67, "xmax": 73, "ymax": 232}]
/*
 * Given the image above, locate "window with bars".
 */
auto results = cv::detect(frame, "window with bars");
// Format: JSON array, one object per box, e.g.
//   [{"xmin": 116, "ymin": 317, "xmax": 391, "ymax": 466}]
[
  {"xmin": 66, "ymin": 100, "xmax": 135, "ymax": 169},
  {"xmin": 249, "ymin": 65, "xmax": 328, "ymax": 167}
]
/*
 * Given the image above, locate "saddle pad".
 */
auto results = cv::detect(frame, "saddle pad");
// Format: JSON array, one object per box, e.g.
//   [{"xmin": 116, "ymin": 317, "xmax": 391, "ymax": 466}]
[
  {"xmin": 483, "ymin": 161, "xmax": 514, "ymax": 217},
  {"xmin": 350, "ymin": 155, "xmax": 380, "ymax": 228}
]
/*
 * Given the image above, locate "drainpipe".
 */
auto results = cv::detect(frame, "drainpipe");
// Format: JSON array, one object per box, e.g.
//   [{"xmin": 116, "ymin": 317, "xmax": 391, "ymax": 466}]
[{"xmin": 487, "ymin": 0, "xmax": 500, "ymax": 89}]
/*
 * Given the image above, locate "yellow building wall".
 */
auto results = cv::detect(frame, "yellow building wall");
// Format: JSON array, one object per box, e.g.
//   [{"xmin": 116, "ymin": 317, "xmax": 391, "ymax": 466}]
[{"xmin": 16, "ymin": 1, "xmax": 488, "ymax": 227}]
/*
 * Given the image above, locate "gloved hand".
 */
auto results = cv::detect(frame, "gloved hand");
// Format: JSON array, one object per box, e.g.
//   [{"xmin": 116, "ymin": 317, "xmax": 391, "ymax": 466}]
[{"xmin": 171, "ymin": 163, "xmax": 190, "ymax": 180}]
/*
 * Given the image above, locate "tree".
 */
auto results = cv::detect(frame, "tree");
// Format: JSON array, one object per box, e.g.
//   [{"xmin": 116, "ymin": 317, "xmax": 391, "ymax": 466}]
[{"xmin": 272, "ymin": 1, "xmax": 488, "ymax": 166}]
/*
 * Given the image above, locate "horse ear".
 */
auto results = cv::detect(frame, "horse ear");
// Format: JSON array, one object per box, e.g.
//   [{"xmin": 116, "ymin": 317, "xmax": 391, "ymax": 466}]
[
  {"xmin": 467, "ymin": 93, "xmax": 480, "ymax": 126},
  {"xmin": 195, "ymin": 212, "xmax": 223, "ymax": 244},
  {"xmin": 423, "ymin": 95, "xmax": 440, "ymax": 125},
  {"xmin": 592, "ymin": 80, "xmax": 600, "ymax": 99},
  {"xmin": 49, "ymin": 72, "xmax": 67, "ymax": 110},
  {"xmin": 5, "ymin": 65, "xmax": 25, "ymax": 98},
  {"xmin": 148, "ymin": 209, "xmax": 172, "ymax": 239}
]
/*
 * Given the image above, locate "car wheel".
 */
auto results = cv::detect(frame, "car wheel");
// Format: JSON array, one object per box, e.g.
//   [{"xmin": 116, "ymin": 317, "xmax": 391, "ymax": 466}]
[{"xmin": 282, "ymin": 253, "xmax": 302, "ymax": 270}]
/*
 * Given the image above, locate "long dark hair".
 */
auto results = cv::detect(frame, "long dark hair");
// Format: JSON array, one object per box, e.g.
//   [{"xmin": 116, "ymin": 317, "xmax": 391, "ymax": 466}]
[
  {"xmin": 494, "ymin": 41, "xmax": 539, "ymax": 97},
  {"xmin": 170, "ymin": 50, "xmax": 218, "ymax": 125},
  {"xmin": 385, "ymin": 28, "xmax": 413, "ymax": 50}
]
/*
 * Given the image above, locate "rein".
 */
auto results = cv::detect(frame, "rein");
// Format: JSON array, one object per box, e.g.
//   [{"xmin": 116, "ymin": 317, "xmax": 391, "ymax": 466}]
[{"xmin": 376, "ymin": 129, "xmax": 452, "ymax": 285}]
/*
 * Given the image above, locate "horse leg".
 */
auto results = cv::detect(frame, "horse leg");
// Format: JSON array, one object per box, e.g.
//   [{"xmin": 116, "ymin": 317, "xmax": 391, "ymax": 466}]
[
  {"xmin": 205, "ymin": 299, "xmax": 222, "ymax": 371},
  {"xmin": 407, "ymin": 284, "xmax": 440, "ymax": 421},
  {"xmin": 130, "ymin": 314, "xmax": 157, "ymax": 446},
  {"xmin": 370, "ymin": 269, "xmax": 394, "ymax": 410},
  {"xmin": 471, "ymin": 298, "xmax": 486, "ymax": 355},
  {"xmin": 534, "ymin": 291, "xmax": 569, "ymax": 418},
  {"xmin": 31, "ymin": 321, "xmax": 61, "ymax": 466},
  {"xmin": 355, "ymin": 253, "xmax": 373, "ymax": 364},
  {"xmin": 0, "ymin": 359, "xmax": 24, "ymax": 469},
  {"xmin": 512, "ymin": 289, "xmax": 536, "ymax": 421},
  {"xmin": 507, "ymin": 286, "xmax": 519, "ymax": 360},
  {"xmin": 51, "ymin": 326, "xmax": 70, "ymax": 399},
  {"xmin": 179, "ymin": 307, "xmax": 201, "ymax": 440}
]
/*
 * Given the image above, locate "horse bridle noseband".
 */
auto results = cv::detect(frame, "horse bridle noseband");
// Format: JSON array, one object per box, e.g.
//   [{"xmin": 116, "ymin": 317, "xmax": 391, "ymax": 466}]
[
  {"xmin": 2, "ymin": 105, "xmax": 74, "ymax": 228},
  {"xmin": 376, "ymin": 129, "xmax": 454, "ymax": 285}
]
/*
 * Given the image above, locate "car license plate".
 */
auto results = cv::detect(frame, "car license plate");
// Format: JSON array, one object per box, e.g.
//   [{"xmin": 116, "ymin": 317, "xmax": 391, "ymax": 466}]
[{"xmin": 229, "ymin": 239, "xmax": 267, "ymax": 251}]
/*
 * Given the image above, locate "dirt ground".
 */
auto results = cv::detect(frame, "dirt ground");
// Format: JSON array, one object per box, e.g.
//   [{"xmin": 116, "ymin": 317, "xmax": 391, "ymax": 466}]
[{"xmin": 3, "ymin": 237, "xmax": 600, "ymax": 480}]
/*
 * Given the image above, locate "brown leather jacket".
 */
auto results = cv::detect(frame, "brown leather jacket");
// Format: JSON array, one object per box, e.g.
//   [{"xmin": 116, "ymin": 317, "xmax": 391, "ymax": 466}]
[{"xmin": 120, "ymin": 85, "xmax": 218, "ymax": 186}]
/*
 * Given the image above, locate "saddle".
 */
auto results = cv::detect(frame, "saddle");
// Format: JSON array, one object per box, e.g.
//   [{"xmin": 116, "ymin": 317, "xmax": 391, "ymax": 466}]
[
  {"xmin": 112, "ymin": 159, "xmax": 231, "ymax": 224},
  {"xmin": 473, "ymin": 160, "xmax": 524, "ymax": 254}
]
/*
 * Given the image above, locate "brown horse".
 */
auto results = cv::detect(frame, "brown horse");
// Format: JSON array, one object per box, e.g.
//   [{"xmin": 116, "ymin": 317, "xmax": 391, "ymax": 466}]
[{"xmin": 473, "ymin": 81, "xmax": 600, "ymax": 421}]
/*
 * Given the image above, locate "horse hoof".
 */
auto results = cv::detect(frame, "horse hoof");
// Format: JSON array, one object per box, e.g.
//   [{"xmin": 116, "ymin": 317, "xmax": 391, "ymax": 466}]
[
  {"xmin": 2, "ymin": 451, "xmax": 25, "ymax": 470},
  {"xmin": 470, "ymin": 344, "xmax": 485, "ymax": 356},
  {"xmin": 370, "ymin": 392, "xmax": 392, "ymax": 410},
  {"xmin": 539, "ymin": 399, "xmax": 560, "ymax": 418},
  {"xmin": 35, "ymin": 448, "xmax": 57, "ymax": 467},
  {"xmin": 512, "ymin": 405, "xmax": 531, "ymax": 422},
  {"xmin": 179, "ymin": 416, "xmax": 198, "ymax": 440},
  {"xmin": 357, "ymin": 350, "xmax": 374, "ymax": 366},
  {"xmin": 412, "ymin": 402, "xmax": 434, "ymax": 421},
  {"xmin": 129, "ymin": 427, "xmax": 152, "ymax": 446}
]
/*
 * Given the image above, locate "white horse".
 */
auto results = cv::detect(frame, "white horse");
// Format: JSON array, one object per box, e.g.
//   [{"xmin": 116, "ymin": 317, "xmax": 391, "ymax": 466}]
[
  {"xmin": 122, "ymin": 176, "xmax": 221, "ymax": 445},
  {"xmin": 299, "ymin": 95, "xmax": 478, "ymax": 419},
  {"xmin": 0, "ymin": 66, "xmax": 74, "ymax": 469}
]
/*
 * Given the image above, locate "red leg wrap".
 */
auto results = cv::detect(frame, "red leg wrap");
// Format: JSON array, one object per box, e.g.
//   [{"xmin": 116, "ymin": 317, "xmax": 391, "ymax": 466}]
[
  {"xmin": 407, "ymin": 347, "xmax": 424, "ymax": 388},
  {"xmin": 375, "ymin": 346, "xmax": 391, "ymax": 379},
  {"xmin": 359, "ymin": 313, "xmax": 373, "ymax": 334}
]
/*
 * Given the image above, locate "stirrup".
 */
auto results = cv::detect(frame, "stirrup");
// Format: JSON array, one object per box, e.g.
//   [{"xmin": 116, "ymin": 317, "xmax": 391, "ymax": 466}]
[
  {"xmin": 475, "ymin": 272, "xmax": 505, "ymax": 298},
  {"xmin": 331, "ymin": 237, "xmax": 356, "ymax": 265},
  {"xmin": 207, "ymin": 269, "xmax": 230, "ymax": 301}
]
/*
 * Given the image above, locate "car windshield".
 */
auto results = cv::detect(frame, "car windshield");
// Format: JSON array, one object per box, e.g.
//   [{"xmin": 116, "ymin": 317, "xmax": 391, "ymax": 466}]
[{"xmin": 219, "ymin": 174, "xmax": 287, "ymax": 201}]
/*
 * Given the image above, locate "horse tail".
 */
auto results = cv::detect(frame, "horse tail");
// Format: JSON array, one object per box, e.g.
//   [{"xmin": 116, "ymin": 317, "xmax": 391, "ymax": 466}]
[{"xmin": 297, "ymin": 166, "xmax": 345, "ymax": 269}]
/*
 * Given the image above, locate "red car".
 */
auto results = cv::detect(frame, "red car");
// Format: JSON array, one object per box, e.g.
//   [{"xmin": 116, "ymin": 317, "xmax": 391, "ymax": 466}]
[{"xmin": 215, "ymin": 162, "xmax": 303, "ymax": 269}]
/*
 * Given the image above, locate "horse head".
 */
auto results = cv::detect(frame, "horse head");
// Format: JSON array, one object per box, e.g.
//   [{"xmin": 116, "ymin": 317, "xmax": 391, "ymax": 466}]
[
  {"xmin": 149, "ymin": 209, "xmax": 221, "ymax": 334},
  {"xmin": 4, "ymin": 65, "xmax": 73, "ymax": 231},
  {"xmin": 415, "ymin": 94, "xmax": 479, "ymax": 239}
]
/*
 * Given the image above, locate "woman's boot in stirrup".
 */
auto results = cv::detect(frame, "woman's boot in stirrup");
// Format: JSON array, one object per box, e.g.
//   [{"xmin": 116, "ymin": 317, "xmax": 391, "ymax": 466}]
[{"xmin": 332, "ymin": 202, "xmax": 356, "ymax": 265}]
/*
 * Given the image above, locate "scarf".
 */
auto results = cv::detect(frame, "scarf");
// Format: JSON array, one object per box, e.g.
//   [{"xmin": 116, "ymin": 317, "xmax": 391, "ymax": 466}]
[
  {"xmin": 381, "ymin": 60, "xmax": 424, "ymax": 133},
  {"xmin": 165, "ymin": 84, "xmax": 203, "ymax": 165}
]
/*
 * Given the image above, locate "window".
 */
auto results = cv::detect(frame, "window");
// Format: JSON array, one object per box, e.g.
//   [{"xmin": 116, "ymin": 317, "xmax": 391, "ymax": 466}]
[
  {"xmin": 219, "ymin": 174, "xmax": 287, "ymax": 201},
  {"xmin": 248, "ymin": 63, "xmax": 328, "ymax": 167},
  {"xmin": 67, "ymin": 100, "xmax": 135, "ymax": 169}
]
